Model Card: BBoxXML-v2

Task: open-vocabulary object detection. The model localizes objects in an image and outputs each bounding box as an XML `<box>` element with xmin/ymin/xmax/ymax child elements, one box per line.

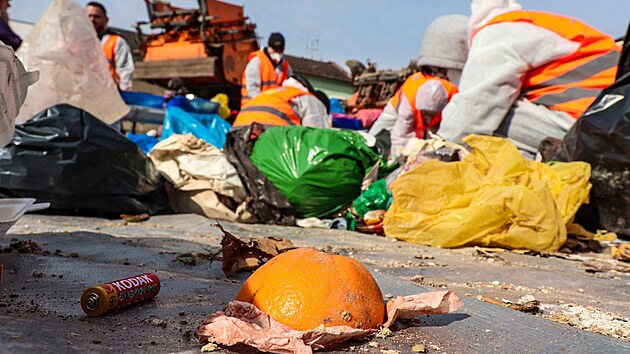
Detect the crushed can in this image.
<box><xmin>81</xmin><ymin>273</ymin><xmax>160</xmax><ymax>317</ymax></box>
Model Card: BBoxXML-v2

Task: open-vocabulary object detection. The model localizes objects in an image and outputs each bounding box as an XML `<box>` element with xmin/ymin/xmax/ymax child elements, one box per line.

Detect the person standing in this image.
<box><xmin>241</xmin><ymin>32</ymin><xmax>293</xmax><ymax>108</ymax></box>
<box><xmin>86</xmin><ymin>1</ymin><xmax>135</xmax><ymax>91</ymax></box>
<box><xmin>0</xmin><ymin>0</ymin><xmax>21</xmax><ymax>51</ymax></box>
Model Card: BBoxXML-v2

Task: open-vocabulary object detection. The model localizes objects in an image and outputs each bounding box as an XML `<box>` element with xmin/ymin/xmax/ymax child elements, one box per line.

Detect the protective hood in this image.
<box><xmin>470</xmin><ymin>0</ymin><xmax>522</xmax><ymax>37</ymax></box>
<box><xmin>0</xmin><ymin>44</ymin><xmax>39</xmax><ymax>147</ymax></box>
<box><xmin>417</xmin><ymin>14</ymin><xmax>470</xmax><ymax>70</ymax></box>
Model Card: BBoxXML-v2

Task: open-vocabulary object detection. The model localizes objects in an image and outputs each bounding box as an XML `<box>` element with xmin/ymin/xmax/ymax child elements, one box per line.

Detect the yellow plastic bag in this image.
<box><xmin>384</xmin><ymin>135</ymin><xmax>591</xmax><ymax>252</ymax></box>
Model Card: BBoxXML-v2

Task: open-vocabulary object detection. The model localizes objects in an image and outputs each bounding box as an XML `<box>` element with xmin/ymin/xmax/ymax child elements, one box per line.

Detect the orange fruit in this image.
<box><xmin>236</xmin><ymin>247</ymin><xmax>385</xmax><ymax>331</ymax></box>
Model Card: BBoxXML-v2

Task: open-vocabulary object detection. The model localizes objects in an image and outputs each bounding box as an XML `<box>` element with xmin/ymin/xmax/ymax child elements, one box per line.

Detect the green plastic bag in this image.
<box><xmin>250</xmin><ymin>127</ymin><xmax>382</xmax><ymax>218</ymax></box>
<box><xmin>352</xmin><ymin>179</ymin><xmax>392</xmax><ymax>218</ymax></box>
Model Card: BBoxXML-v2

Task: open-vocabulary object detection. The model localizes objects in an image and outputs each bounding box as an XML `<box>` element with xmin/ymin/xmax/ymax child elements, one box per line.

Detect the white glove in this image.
<box><xmin>0</xmin><ymin>43</ymin><xmax>39</xmax><ymax>147</ymax></box>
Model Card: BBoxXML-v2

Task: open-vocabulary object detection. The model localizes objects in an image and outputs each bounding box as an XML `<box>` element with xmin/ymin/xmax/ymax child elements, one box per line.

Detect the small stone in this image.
<box><xmin>516</xmin><ymin>295</ymin><xmax>536</xmax><ymax>305</ymax></box>
<box><xmin>150</xmin><ymin>318</ymin><xmax>167</xmax><ymax>327</ymax></box>
<box><xmin>376</xmin><ymin>327</ymin><xmax>393</xmax><ymax>338</ymax></box>
<box><xmin>340</xmin><ymin>310</ymin><xmax>353</xmax><ymax>322</ymax></box>
<box><xmin>578</xmin><ymin>288</ymin><xmax>584</xmax><ymax>293</ymax></box>
<box><xmin>179</xmin><ymin>310</ymin><xmax>187</xmax><ymax>316</ymax></box>
<box><xmin>368</xmin><ymin>341</ymin><xmax>379</xmax><ymax>348</ymax></box>
<box><xmin>411</xmin><ymin>275</ymin><xmax>424</xmax><ymax>283</ymax></box>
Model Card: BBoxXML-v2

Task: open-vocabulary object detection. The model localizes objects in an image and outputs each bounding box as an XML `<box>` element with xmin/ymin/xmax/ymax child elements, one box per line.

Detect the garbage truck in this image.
<box><xmin>133</xmin><ymin>0</ymin><xmax>259</xmax><ymax>108</ymax></box>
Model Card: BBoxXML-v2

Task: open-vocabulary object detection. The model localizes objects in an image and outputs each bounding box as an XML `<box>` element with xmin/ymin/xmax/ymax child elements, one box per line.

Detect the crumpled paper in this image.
<box><xmin>382</xmin><ymin>291</ymin><xmax>464</xmax><ymax>327</ymax></box>
<box><xmin>196</xmin><ymin>291</ymin><xmax>463</xmax><ymax>353</ymax></box>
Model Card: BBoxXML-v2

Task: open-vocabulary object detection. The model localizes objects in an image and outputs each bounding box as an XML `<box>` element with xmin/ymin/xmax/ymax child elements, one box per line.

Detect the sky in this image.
<box><xmin>9</xmin><ymin>0</ymin><xmax>630</xmax><ymax>71</ymax></box>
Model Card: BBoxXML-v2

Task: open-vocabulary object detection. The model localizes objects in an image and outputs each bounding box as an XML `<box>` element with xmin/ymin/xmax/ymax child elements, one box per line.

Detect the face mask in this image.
<box><xmin>0</xmin><ymin>45</ymin><xmax>39</xmax><ymax>147</ymax></box>
<box><xmin>270</xmin><ymin>52</ymin><xmax>282</xmax><ymax>63</ymax></box>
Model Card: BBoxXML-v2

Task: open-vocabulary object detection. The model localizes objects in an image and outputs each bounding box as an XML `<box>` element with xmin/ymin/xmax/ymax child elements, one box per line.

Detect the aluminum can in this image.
<box><xmin>81</xmin><ymin>273</ymin><xmax>160</xmax><ymax>317</ymax></box>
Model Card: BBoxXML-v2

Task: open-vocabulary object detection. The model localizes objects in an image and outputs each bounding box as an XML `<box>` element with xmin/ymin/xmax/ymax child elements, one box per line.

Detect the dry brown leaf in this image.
<box><xmin>216</xmin><ymin>224</ymin><xmax>295</xmax><ymax>276</ymax></box>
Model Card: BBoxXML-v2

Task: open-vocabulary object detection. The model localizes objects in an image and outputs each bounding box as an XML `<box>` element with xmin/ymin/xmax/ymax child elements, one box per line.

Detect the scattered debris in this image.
<box><xmin>473</xmin><ymin>247</ymin><xmax>508</xmax><ymax>263</ymax></box>
<box><xmin>200</xmin><ymin>342</ymin><xmax>219</xmax><ymax>352</ymax></box>
<box><xmin>611</xmin><ymin>244</ymin><xmax>630</xmax><ymax>262</ymax></box>
<box><xmin>2</xmin><ymin>238</ymin><xmax>42</xmax><ymax>254</ymax></box>
<box><xmin>31</xmin><ymin>271</ymin><xmax>44</xmax><ymax>278</ymax></box>
<box><xmin>410</xmin><ymin>275</ymin><xmax>424</xmax><ymax>284</ymax></box>
<box><xmin>411</xmin><ymin>343</ymin><xmax>427</xmax><ymax>352</ymax></box>
<box><xmin>120</xmin><ymin>213</ymin><xmax>150</xmax><ymax>223</ymax></box>
<box><xmin>175</xmin><ymin>253</ymin><xmax>198</xmax><ymax>267</ymax></box>
<box><xmin>150</xmin><ymin>318</ymin><xmax>167</xmax><ymax>327</ymax></box>
<box><xmin>216</xmin><ymin>223</ymin><xmax>295</xmax><ymax>276</ymax></box>
<box><xmin>540</xmin><ymin>304</ymin><xmax>630</xmax><ymax>340</ymax></box>
<box><xmin>479</xmin><ymin>295</ymin><xmax>540</xmax><ymax>314</ymax></box>
<box><xmin>376</xmin><ymin>327</ymin><xmax>393</xmax><ymax>338</ymax></box>
<box><xmin>414</xmin><ymin>255</ymin><xmax>434</xmax><ymax>260</ymax></box>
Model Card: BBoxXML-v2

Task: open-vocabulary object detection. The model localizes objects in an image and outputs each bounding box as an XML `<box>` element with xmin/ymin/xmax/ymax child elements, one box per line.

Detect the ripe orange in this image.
<box><xmin>236</xmin><ymin>247</ymin><xmax>385</xmax><ymax>331</ymax></box>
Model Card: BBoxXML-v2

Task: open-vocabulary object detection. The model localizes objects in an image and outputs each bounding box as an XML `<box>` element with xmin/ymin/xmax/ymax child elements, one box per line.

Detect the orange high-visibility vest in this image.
<box><xmin>241</xmin><ymin>49</ymin><xmax>290</xmax><ymax>108</ymax></box>
<box><xmin>473</xmin><ymin>10</ymin><xmax>620</xmax><ymax>119</ymax></box>
<box><xmin>102</xmin><ymin>34</ymin><xmax>120</xmax><ymax>87</ymax></box>
<box><xmin>233</xmin><ymin>87</ymin><xmax>311</xmax><ymax>127</ymax></box>
<box><xmin>390</xmin><ymin>72</ymin><xmax>458</xmax><ymax>139</ymax></box>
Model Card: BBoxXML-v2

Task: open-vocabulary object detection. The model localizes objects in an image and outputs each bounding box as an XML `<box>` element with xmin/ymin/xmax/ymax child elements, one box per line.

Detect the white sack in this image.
<box><xmin>15</xmin><ymin>0</ymin><xmax>129</xmax><ymax>124</ymax></box>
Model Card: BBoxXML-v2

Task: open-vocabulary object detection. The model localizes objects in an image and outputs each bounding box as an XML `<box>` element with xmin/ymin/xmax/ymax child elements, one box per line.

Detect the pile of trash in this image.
<box><xmin>1</xmin><ymin>0</ymin><xmax>627</xmax><ymax>254</ymax></box>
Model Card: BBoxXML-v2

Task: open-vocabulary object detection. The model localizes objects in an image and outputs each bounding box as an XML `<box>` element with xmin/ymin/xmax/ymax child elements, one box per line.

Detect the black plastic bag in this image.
<box><xmin>555</xmin><ymin>72</ymin><xmax>630</xmax><ymax>237</ymax></box>
<box><xmin>223</xmin><ymin>124</ymin><xmax>296</xmax><ymax>226</ymax></box>
<box><xmin>0</xmin><ymin>104</ymin><xmax>168</xmax><ymax>216</ymax></box>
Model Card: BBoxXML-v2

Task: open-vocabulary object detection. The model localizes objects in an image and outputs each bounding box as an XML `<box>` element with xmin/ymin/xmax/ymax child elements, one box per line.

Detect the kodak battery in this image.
<box><xmin>81</xmin><ymin>273</ymin><xmax>160</xmax><ymax>317</ymax></box>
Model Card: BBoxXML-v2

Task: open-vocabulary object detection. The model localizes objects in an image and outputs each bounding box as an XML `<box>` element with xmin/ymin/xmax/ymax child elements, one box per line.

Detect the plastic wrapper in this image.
<box><xmin>385</xmin><ymin>135</ymin><xmax>591</xmax><ymax>252</ymax></box>
<box><xmin>15</xmin><ymin>0</ymin><xmax>129</xmax><ymax>124</ymax></box>
<box><xmin>352</xmin><ymin>179</ymin><xmax>391</xmax><ymax>218</ymax></box>
<box><xmin>0</xmin><ymin>104</ymin><xmax>168</xmax><ymax>217</ymax></box>
<box><xmin>223</xmin><ymin>124</ymin><xmax>296</xmax><ymax>225</ymax></box>
<box><xmin>250</xmin><ymin>126</ymin><xmax>383</xmax><ymax>218</ymax></box>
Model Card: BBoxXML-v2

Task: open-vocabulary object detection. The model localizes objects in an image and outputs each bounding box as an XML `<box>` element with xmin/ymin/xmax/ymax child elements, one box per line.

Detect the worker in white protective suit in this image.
<box><xmin>438</xmin><ymin>0</ymin><xmax>621</xmax><ymax>158</ymax></box>
<box><xmin>369</xmin><ymin>15</ymin><xmax>469</xmax><ymax>153</ymax></box>
<box><xmin>0</xmin><ymin>43</ymin><xmax>38</xmax><ymax>146</ymax></box>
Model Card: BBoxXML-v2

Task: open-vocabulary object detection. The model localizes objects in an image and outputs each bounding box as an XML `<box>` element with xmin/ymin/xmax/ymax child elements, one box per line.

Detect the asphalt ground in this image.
<box><xmin>0</xmin><ymin>214</ymin><xmax>628</xmax><ymax>353</ymax></box>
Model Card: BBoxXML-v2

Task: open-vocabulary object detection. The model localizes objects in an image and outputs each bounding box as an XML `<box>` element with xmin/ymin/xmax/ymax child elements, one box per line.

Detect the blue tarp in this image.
<box><xmin>161</xmin><ymin>106</ymin><xmax>231</xmax><ymax>148</ymax></box>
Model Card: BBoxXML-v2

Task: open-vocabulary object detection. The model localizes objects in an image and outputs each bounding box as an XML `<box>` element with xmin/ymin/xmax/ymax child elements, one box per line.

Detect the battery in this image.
<box><xmin>81</xmin><ymin>273</ymin><xmax>160</xmax><ymax>317</ymax></box>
